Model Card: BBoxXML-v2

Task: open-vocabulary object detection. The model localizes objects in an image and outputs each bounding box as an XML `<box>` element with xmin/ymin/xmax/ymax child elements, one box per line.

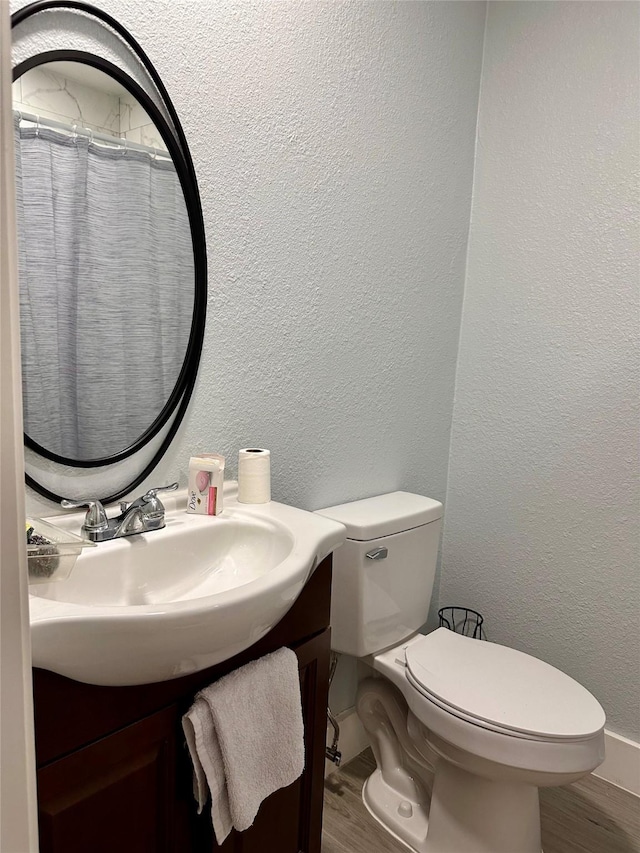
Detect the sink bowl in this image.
<box><xmin>29</xmin><ymin>485</ymin><xmax>346</xmax><ymax>686</ymax></box>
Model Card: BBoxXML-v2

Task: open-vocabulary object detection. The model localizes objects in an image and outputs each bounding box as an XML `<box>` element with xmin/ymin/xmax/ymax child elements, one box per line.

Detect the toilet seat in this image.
<box><xmin>405</xmin><ymin>670</ymin><xmax>596</xmax><ymax>744</ymax></box>
<box><xmin>404</xmin><ymin>629</ymin><xmax>605</xmax><ymax>741</ymax></box>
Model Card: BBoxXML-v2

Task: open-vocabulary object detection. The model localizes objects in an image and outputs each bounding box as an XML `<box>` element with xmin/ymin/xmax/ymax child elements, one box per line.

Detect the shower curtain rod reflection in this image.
<box><xmin>14</xmin><ymin>108</ymin><xmax>171</xmax><ymax>159</ymax></box>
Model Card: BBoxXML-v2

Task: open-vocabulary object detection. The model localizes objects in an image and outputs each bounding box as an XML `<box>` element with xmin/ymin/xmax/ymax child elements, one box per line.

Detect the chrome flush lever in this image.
<box><xmin>366</xmin><ymin>546</ymin><xmax>388</xmax><ymax>560</ymax></box>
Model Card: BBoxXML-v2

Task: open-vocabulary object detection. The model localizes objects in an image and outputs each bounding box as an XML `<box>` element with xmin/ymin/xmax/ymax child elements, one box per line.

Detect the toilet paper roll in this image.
<box><xmin>237</xmin><ymin>448</ymin><xmax>271</xmax><ymax>504</ymax></box>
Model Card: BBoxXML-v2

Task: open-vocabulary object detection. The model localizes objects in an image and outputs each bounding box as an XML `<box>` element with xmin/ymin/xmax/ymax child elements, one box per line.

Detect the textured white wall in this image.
<box><xmin>14</xmin><ymin>2</ymin><xmax>638</xmax><ymax>740</ymax></box>
<box><xmin>441</xmin><ymin>2</ymin><xmax>640</xmax><ymax>740</ymax></box>
<box><xmin>18</xmin><ymin>0</ymin><xmax>486</xmax><ymax>519</ymax></box>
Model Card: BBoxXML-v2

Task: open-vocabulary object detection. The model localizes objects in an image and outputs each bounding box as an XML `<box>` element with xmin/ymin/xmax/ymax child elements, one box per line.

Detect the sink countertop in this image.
<box><xmin>28</xmin><ymin>483</ymin><xmax>346</xmax><ymax>686</ymax></box>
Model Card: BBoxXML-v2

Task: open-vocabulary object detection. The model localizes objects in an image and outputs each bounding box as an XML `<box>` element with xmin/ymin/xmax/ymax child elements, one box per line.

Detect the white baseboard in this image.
<box><xmin>325</xmin><ymin>707</ymin><xmax>369</xmax><ymax>777</ymax></box>
<box><xmin>593</xmin><ymin>730</ymin><xmax>640</xmax><ymax>797</ymax></box>
<box><xmin>325</xmin><ymin>713</ymin><xmax>639</xmax><ymax>798</ymax></box>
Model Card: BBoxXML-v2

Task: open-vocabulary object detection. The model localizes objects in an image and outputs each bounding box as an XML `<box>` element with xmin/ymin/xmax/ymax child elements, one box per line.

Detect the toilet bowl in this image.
<box><xmin>362</xmin><ymin>630</ymin><xmax>604</xmax><ymax>852</ymax></box>
<box><xmin>316</xmin><ymin>492</ymin><xmax>606</xmax><ymax>853</ymax></box>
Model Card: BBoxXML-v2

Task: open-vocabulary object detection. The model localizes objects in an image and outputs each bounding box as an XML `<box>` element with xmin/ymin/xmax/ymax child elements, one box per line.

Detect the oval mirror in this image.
<box><xmin>12</xmin><ymin>1</ymin><xmax>207</xmax><ymax>506</ymax></box>
<box><xmin>13</xmin><ymin>54</ymin><xmax>204</xmax><ymax>470</ymax></box>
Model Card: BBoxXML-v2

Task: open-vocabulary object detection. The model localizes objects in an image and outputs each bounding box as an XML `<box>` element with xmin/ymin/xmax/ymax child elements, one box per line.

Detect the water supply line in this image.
<box><xmin>325</xmin><ymin>652</ymin><xmax>342</xmax><ymax>766</ymax></box>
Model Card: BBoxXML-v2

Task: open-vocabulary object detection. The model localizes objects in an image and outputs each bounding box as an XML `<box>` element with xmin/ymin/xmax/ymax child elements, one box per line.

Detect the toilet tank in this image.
<box><xmin>315</xmin><ymin>492</ymin><xmax>443</xmax><ymax>658</ymax></box>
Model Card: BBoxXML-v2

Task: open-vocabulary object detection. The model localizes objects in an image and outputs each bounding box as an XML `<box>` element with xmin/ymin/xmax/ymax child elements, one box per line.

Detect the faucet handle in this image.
<box><xmin>138</xmin><ymin>482</ymin><xmax>179</xmax><ymax>521</ymax></box>
<box><xmin>60</xmin><ymin>499</ymin><xmax>109</xmax><ymax>532</ymax></box>
<box><xmin>142</xmin><ymin>482</ymin><xmax>179</xmax><ymax>501</ymax></box>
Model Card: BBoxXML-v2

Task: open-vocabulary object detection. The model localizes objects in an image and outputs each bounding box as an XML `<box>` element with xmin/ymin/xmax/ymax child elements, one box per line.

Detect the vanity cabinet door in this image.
<box><xmin>37</xmin><ymin>705</ymin><xmax>179</xmax><ymax>853</ymax></box>
<box><xmin>37</xmin><ymin>628</ymin><xmax>331</xmax><ymax>853</ymax></box>
<box><xmin>190</xmin><ymin>628</ymin><xmax>331</xmax><ymax>853</ymax></box>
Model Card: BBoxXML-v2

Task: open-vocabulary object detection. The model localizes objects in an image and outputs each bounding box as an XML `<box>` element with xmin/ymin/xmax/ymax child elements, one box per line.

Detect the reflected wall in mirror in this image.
<box><xmin>13</xmin><ymin>60</ymin><xmax>194</xmax><ymax>463</ymax></box>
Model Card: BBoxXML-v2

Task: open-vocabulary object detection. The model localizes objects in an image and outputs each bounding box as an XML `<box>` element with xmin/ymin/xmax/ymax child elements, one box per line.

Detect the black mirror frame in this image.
<box><xmin>12</xmin><ymin>1</ymin><xmax>207</xmax><ymax>505</ymax></box>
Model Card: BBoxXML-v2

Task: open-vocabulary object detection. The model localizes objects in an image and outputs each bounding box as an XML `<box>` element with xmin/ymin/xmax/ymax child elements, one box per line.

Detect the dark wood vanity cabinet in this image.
<box><xmin>33</xmin><ymin>557</ymin><xmax>332</xmax><ymax>853</ymax></box>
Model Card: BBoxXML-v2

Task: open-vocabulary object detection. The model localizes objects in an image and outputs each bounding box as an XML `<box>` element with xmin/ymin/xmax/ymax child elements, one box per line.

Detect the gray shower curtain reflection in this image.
<box><xmin>13</xmin><ymin>116</ymin><xmax>194</xmax><ymax>461</ymax></box>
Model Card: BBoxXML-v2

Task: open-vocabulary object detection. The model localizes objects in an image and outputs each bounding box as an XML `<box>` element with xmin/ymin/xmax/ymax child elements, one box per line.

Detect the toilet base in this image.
<box><xmin>425</xmin><ymin>759</ymin><xmax>543</xmax><ymax>853</ymax></box>
<box><xmin>362</xmin><ymin>768</ymin><xmax>429</xmax><ymax>852</ymax></box>
<box><xmin>357</xmin><ymin>676</ymin><xmax>545</xmax><ymax>853</ymax></box>
<box><xmin>362</xmin><ymin>760</ymin><xmax>543</xmax><ymax>853</ymax></box>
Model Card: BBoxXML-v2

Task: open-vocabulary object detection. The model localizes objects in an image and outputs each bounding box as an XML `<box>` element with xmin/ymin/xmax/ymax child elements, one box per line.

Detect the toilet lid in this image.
<box><xmin>405</xmin><ymin>629</ymin><xmax>605</xmax><ymax>740</ymax></box>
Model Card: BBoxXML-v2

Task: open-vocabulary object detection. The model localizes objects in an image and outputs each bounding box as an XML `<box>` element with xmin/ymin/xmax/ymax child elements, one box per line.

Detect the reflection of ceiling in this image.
<box><xmin>46</xmin><ymin>60</ymin><xmax>130</xmax><ymax>97</ymax></box>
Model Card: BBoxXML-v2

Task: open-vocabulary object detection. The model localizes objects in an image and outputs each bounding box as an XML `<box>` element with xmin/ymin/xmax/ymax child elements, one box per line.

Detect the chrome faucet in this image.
<box><xmin>61</xmin><ymin>483</ymin><xmax>179</xmax><ymax>543</ymax></box>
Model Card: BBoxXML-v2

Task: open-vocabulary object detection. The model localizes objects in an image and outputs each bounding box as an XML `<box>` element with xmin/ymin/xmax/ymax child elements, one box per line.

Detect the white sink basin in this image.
<box><xmin>29</xmin><ymin>485</ymin><xmax>346</xmax><ymax>686</ymax></box>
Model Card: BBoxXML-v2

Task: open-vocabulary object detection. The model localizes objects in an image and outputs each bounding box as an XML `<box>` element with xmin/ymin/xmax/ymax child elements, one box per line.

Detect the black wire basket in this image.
<box><xmin>438</xmin><ymin>607</ymin><xmax>485</xmax><ymax>640</ymax></box>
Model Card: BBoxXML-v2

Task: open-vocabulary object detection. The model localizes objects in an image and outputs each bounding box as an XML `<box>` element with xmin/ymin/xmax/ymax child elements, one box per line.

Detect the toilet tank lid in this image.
<box><xmin>315</xmin><ymin>491</ymin><xmax>443</xmax><ymax>541</ymax></box>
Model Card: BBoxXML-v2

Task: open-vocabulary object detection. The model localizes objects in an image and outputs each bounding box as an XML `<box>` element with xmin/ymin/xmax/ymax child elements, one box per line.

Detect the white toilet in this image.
<box><xmin>316</xmin><ymin>492</ymin><xmax>605</xmax><ymax>853</ymax></box>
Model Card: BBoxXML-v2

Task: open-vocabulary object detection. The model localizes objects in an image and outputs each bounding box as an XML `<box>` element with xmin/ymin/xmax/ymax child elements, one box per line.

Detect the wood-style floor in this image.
<box><xmin>322</xmin><ymin>749</ymin><xmax>640</xmax><ymax>853</ymax></box>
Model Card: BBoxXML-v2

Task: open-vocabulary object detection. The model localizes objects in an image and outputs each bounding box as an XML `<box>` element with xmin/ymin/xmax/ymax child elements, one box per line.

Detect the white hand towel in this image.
<box><xmin>182</xmin><ymin>697</ymin><xmax>233</xmax><ymax>841</ymax></box>
<box><xmin>182</xmin><ymin>647</ymin><xmax>305</xmax><ymax>844</ymax></box>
